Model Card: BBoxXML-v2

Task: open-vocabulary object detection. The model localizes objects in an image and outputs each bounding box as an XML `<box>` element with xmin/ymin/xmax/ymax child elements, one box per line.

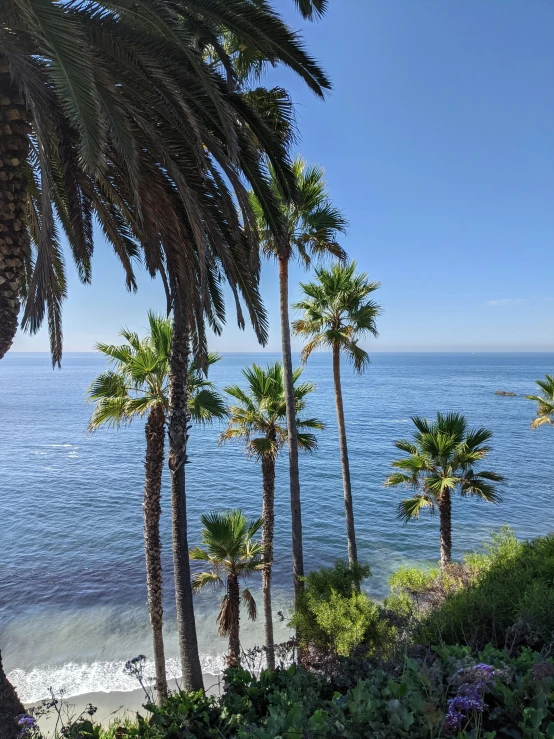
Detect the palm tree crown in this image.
<box><xmin>88</xmin><ymin>313</ymin><xmax>226</xmax><ymax>430</ymax></box>
<box><xmin>527</xmin><ymin>375</ymin><xmax>554</xmax><ymax>429</ymax></box>
<box><xmin>293</xmin><ymin>261</ymin><xmax>381</xmax><ymax>370</ymax></box>
<box><xmin>250</xmin><ymin>158</ymin><xmax>347</xmax><ymax>263</ymax></box>
<box><xmin>190</xmin><ymin>510</ymin><xmax>263</xmax><ymax>665</ymax></box>
<box><xmin>220</xmin><ymin>362</ymin><xmax>323</xmax><ymax>457</ymax></box>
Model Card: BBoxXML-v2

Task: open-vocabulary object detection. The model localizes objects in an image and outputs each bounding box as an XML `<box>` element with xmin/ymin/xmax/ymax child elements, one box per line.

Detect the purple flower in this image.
<box><xmin>474</xmin><ymin>663</ymin><xmax>495</xmax><ymax>672</ymax></box>
<box><xmin>16</xmin><ymin>716</ymin><xmax>37</xmax><ymax>738</ymax></box>
<box><xmin>446</xmin><ymin>665</ymin><xmax>495</xmax><ymax>731</ymax></box>
<box><xmin>17</xmin><ymin>716</ymin><xmax>36</xmax><ymax>728</ymax></box>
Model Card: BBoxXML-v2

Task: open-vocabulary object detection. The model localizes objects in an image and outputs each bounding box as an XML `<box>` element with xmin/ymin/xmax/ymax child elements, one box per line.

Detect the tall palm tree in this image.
<box><xmin>0</xmin><ymin>0</ymin><xmax>331</xmax><ymax>364</ymax></box>
<box><xmin>293</xmin><ymin>262</ymin><xmax>381</xmax><ymax>566</ymax></box>
<box><xmin>220</xmin><ymin>363</ymin><xmax>322</xmax><ymax>670</ymax></box>
<box><xmin>384</xmin><ymin>413</ymin><xmax>504</xmax><ymax>569</ymax></box>
<box><xmin>190</xmin><ymin>510</ymin><xmax>263</xmax><ymax>667</ymax></box>
<box><xmin>249</xmin><ymin>159</ymin><xmax>347</xmax><ymax>603</ymax></box>
<box><xmin>527</xmin><ymin>375</ymin><xmax>554</xmax><ymax>428</ymax></box>
<box><xmin>88</xmin><ymin>314</ymin><xmax>225</xmax><ymax>702</ymax></box>
<box><xmin>2</xmin><ymin>0</ymin><xmax>333</xmax><ymax>697</ymax></box>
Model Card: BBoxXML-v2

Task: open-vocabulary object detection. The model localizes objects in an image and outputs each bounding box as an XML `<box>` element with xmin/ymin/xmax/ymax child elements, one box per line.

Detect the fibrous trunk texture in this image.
<box><xmin>278</xmin><ymin>256</ymin><xmax>304</xmax><ymax>605</ymax></box>
<box><xmin>144</xmin><ymin>403</ymin><xmax>168</xmax><ymax>703</ymax></box>
<box><xmin>0</xmin><ymin>651</ymin><xmax>24</xmax><ymax>739</ymax></box>
<box><xmin>168</xmin><ymin>292</ymin><xmax>203</xmax><ymax>692</ymax></box>
<box><xmin>439</xmin><ymin>489</ymin><xmax>453</xmax><ymax>569</ymax></box>
<box><xmin>227</xmin><ymin>572</ymin><xmax>241</xmax><ymax>667</ymax></box>
<box><xmin>261</xmin><ymin>445</ymin><xmax>276</xmax><ymax>670</ymax></box>
<box><xmin>0</xmin><ymin>60</ymin><xmax>31</xmax><ymax>361</ymax></box>
<box><xmin>333</xmin><ymin>344</ymin><xmax>358</xmax><ymax>565</ymax></box>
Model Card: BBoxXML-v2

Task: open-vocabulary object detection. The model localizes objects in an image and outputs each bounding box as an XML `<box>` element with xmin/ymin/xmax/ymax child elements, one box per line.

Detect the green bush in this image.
<box><xmin>289</xmin><ymin>560</ymin><xmax>394</xmax><ymax>657</ymax></box>
<box><xmin>388</xmin><ymin>529</ymin><xmax>554</xmax><ymax>652</ymax></box>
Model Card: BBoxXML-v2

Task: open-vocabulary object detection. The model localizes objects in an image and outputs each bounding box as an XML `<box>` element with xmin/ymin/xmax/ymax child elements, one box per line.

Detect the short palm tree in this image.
<box><xmin>527</xmin><ymin>375</ymin><xmax>554</xmax><ymax>428</ymax></box>
<box><xmin>384</xmin><ymin>413</ymin><xmax>504</xmax><ymax>569</ymax></box>
<box><xmin>293</xmin><ymin>262</ymin><xmax>381</xmax><ymax>566</ymax></box>
<box><xmin>190</xmin><ymin>510</ymin><xmax>263</xmax><ymax>667</ymax></box>
<box><xmin>88</xmin><ymin>314</ymin><xmax>225</xmax><ymax>702</ymax></box>
<box><xmin>220</xmin><ymin>363</ymin><xmax>323</xmax><ymax>670</ymax></box>
<box><xmin>249</xmin><ymin>159</ymin><xmax>347</xmax><ymax>604</ymax></box>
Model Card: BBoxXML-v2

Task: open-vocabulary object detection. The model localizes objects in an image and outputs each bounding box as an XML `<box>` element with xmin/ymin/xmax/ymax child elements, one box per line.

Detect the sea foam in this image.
<box><xmin>11</xmin><ymin>654</ymin><xmax>228</xmax><ymax>704</ymax></box>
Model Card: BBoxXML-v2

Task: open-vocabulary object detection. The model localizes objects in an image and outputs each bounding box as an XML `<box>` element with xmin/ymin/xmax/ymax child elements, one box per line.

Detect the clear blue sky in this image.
<box><xmin>13</xmin><ymin>0</ymin><xmax>554</xmax><ymax>354</ymax></box>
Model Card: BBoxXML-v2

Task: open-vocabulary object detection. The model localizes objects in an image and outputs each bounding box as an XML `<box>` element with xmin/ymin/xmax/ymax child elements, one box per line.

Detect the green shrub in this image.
<box><xmin>388</xmin><ymin>528</ymin><xmax>554</xmax><ymax>652</ymax></box>
<box><xmin>289</xmin><ymin>560</ymin><xmax>394</xmax><ymax>657</ymax></box>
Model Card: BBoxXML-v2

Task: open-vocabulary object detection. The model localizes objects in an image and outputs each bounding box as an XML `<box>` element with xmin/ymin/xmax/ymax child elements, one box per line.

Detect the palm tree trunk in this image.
<box><xmin>168</xmin><ymin>291</ymin><xmax>203</xmax><ymax>692</ymax></box>
<box><xmin>261</xmin><ymin>446</ymin><xmax>276</xmax><ymax>671</ymax></box>
<box><xmin>144</xmin><ymin>403</ymin><xmax>168</xmax><ymax>704</ymax></box>
<box><xmin>332</xmin><ymin>344</ymin><xmax>358</xmax><ymax>565</ymax></box>
<box><xmin>227</xmin><ymin>572</ymin><xmax>241</xmax><ymax>667</ymax></box>
<box><xmin>0</xmin><ymin>61</ymin><xmax>31</xmax><ymax>361</ymax></box>
<box><xmin>438</xmin><ymin>490</ymin><xmax>452</xmax><ymax>569</ymax></box>
<box><xmin>0</xmin><ymin>651</ymin><xmax>24</xmax><ymax>739</ymax></box>
<box><xmin>278</xmin><ymin>255</ymin><xmax>304</xmax><ymax>605</ymax></box>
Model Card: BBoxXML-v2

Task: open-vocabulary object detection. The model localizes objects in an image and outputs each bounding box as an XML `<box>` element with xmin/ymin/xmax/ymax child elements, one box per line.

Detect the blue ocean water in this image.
<box><xmin>1</xmin><ymin>352</ymin><xmax>553</xmax><ymax>701</ymax></box>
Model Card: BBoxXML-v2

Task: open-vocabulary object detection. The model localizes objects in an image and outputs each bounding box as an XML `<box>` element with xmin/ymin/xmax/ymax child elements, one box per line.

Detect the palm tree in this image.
<box><xmin>190</xmin><ymin>510</ymin><xmax>263</xmax><ymax>667</ymax></box>
<box><xmin>527</xmin><ymin>375</ymin><xmax>554</xmax><ymax>428</ymax></box>
<box><xmin>88</xmin><ymin>314</ymin><xmax>225</xmax><ymax>702</ymax></box>
<box><xmin>2</xmin><ymin>0</ymin><xmax>331</xmax><ymax>699</ymax></box>
<box><xmin>293</xmin><ymin>262</ymin><xmax>381</xmax><ymax>566</ymax></box>
<box><xmin>0</xmin><ymin>0</ymin><xmax>330</xmax><ymax>364</ymax></box>
<box><xmin>384</xmin><ymin>412</ymin><xmax>504</xmax><ymax>569</ymax></box>
<box><xmin>249</xmin><ymin>159</ymin><xmax>347</xmax><ymax>604</ymax></box>
<box><xmin>220</xmin><ymin>363</ymin><xmax>322</xmax><ymax>670</ymax></box>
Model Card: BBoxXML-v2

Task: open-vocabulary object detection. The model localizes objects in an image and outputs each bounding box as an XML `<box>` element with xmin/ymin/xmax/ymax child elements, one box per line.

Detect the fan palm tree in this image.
<box><xmin>2</xmin><ymin>0</ymin><xmax>332</xmax><ymax>698</ymax></box>
<box><xmin>88</xmin><ymin>314</ymin><xmax>226</xmax><ymax>702</ymax></box>
<box><xmin>190</xmin><ymin>510</ymin><xmax>263</xmax><ymax>667</ymax></box>
<box><xmin>249</xmin><ymin>159</ymin><xmax>347</xmax><ymax>604</ymax></box>
<box><xmin>293</xmin><ymin>262</ymin><xmax>380</xmax><ymax>566</ymax></box>
<box><xmin>220</xmin><ymin>363</ymin><xmax>323</xmax><ymax>669</ymax></box>
<box><xmin>527</xmin><ymin>375</ymin><xmax>554</xmax><ymax>428</ymax></box>
<box><xmin>384</xmin><ymin>413</ymin><xmax>504</xmax><ymax>569</ymax></box>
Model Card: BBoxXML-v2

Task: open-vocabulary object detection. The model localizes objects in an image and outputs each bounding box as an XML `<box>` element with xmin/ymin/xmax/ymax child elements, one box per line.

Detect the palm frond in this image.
<box><xmin>241</xmin><ymin>588</ymin><xmax>257</xmax><ymax>621</ymax></box>
<box><xmin>397</xmin><ymin>495</ymin><xmax>434</xmax><ymax>522</ymax></box>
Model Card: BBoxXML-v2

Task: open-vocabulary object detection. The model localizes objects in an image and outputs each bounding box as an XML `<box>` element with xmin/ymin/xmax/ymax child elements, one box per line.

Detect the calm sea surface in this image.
<box><xmin>1</xmin><ymin>352</ymin><xmax>553</xmax><ymax>701</ymax></box>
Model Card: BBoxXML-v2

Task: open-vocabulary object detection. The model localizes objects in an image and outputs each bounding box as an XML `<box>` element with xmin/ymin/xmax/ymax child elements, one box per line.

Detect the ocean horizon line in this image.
<box><xmin>7</xmin><ymin>350</ymin><xmax>554</xmax><ymax>356</ymax></box>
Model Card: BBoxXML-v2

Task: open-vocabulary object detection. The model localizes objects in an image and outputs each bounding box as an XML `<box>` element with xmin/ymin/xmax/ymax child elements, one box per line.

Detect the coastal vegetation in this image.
<box><xmin>293</xmin><ymin>262</ymin><xmax>382</xmax><ymax>565</ymax></box>
<box><xmin>2</xmin><ymin>1</ymin><xmax>553</xmax><ymax>738</ymax></box>
<box><xmin>17</xmin><ymin>532</ymin><xmax>554</xmax><ymax>738</ymax></box>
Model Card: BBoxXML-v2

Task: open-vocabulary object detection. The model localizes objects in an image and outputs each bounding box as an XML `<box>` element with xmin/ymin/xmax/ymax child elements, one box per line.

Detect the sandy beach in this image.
<box><xmin>26</xmin><ymin>674</ymin><xmax>223</xmax><ymax>732</ymax></box>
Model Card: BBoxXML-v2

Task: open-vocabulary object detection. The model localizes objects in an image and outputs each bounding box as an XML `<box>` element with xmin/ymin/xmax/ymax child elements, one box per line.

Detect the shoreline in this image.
<box><xmin>26</xmin><ymin>674</ymin><xmax>223</xmax><ymax>731</ymax></box>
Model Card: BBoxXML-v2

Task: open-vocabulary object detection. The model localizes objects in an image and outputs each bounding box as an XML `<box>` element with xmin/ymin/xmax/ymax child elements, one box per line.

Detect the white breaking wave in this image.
<box><xmin>10</xmin><ymin>654</ymin><xmax>228</xmax><ymax>704</ymax></box>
